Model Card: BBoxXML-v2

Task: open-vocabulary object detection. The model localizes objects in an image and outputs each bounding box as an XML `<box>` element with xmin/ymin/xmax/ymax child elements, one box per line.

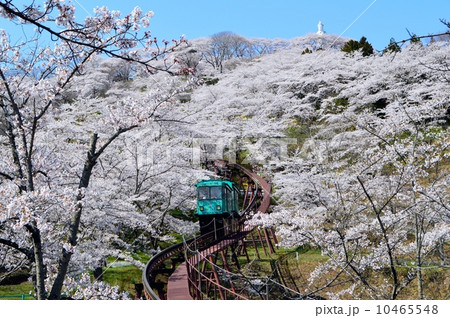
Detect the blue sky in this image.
<box><xmin>3</xmin><ymin>1</ymin><xmax>450</xmax><ymax>50</ymax></box>
<box><xmin>73</xmin><ymin>0</ymin><xmax>449</xmax><ymax>50</ymax></box>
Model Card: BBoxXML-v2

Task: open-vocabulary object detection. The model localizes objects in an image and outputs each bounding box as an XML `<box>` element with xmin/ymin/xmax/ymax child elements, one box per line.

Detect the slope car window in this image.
<box><xmin>198</xmin><ymin>187</ymin><xmax>209</xmax><ymax>200</ymax></box>
<box><xmin>210</xmin><ymin>186</ymin><xmax>222</xmax><ymax>199</ymax></box>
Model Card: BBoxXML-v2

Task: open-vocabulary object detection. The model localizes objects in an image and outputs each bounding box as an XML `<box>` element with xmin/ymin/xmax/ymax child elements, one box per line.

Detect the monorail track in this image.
<box><xmin>142</xmin><ymin>160</ymin><xmax>274</xmax><ymax>300</ymax></box>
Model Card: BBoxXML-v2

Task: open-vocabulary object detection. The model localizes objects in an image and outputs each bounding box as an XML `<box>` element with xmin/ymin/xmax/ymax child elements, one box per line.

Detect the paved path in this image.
<box><xmin>167</xmin><ymin>262</ymin><xmax>193</xmax><ymax>300</ymax></box>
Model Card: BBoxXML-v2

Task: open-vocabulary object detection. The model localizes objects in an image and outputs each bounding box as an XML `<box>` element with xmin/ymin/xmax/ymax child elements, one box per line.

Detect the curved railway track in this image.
<box><xmin>142</xmin><ymin>160</ymin><xmax>274</xmax><ymax>300</ymax></box>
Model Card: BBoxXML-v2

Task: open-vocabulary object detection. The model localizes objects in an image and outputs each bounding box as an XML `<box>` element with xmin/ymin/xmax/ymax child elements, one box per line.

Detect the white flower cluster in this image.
<box><xmin>60</xmin><ymin>273</ymin><xmax>130</xmax><ymax>300</ymax></box>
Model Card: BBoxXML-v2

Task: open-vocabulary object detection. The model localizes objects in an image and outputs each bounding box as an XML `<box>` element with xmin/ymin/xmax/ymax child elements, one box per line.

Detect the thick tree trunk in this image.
<box><xmin>48</xmin><ymin>134</ymin><xmax>98</xmax><ymax>299</ymax></box>
<box><xmin>25</xmin><ymin>223</ymin><xmax>46</xmax><ymax>300</ymax></box>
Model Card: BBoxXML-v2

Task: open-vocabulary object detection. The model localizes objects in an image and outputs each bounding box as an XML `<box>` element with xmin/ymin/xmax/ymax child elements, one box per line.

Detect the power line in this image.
<box><xmin>72</xmin><ymin>0</ymin><xmax>91</xmax><ymax>17</ymax></box>
<box><xmin>328</xmin><ymin>0</ymin><xmax>378</xmax><ymax>49</ymax></box>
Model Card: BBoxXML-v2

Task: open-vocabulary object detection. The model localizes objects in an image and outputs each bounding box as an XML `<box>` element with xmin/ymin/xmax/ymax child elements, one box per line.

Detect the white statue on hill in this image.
<box><xmin>317</xmin><ymin>21</ymin><xmax>325</xmax><ymax>35</ymax></box>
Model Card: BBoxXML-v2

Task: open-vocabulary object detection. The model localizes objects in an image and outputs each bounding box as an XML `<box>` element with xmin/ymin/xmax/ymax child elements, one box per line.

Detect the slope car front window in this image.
<box><xmin>198</xmin><ymin>187</ymin><xmax>209</xmax><ymax>200</ymax></box>
<box><xmin>210</xmin><ymin>186</ymin><xmax>222</xmax><ymax>199</ymax></box>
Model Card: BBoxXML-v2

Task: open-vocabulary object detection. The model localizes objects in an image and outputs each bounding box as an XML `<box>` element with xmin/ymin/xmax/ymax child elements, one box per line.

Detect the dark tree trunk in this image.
<box><xmin>48</xmin><ymin>134</ymin><xmax>99</xmax><ymax>299</ymax></box>
<box><xmin>25</xmin><ymin>223</ymin><xmax>46</xmax><ymax>300</ymax></box>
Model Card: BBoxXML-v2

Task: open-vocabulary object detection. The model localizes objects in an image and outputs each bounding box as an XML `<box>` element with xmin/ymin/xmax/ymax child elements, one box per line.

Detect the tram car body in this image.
<box><xmin>196</xmin><ymin>180</ymin><xmax>241</xmax><ymax>236</ymax></box>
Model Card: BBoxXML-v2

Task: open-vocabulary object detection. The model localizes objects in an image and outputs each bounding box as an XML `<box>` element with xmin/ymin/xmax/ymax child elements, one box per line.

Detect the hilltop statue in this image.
<box><xmin>317</xmin><ymin>21</ymin><xmax>325</xmax><ymax>35</ymax></box>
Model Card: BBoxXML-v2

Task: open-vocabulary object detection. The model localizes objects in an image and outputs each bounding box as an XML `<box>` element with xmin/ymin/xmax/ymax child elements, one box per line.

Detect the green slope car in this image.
<box><xmin>195</xmin><ymin>179</ymin><xmax>241</xmax><ymax>235</ymax></box>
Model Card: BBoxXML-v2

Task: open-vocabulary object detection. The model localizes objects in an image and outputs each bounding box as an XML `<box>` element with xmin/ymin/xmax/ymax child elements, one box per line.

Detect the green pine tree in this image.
<box><xmin>341</xmin><ymin>36</ymin><xmax>374</xmax><ymax>56</ymax></box>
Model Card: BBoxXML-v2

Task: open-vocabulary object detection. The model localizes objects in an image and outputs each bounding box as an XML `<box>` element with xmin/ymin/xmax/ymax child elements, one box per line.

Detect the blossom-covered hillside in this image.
<box><xmin>176</xmin><ymin>35</ymin><xmax>449</xmax><ymax>299</ymax></box>
<box><xmin>1</xmin><ymin>20</ymin><xmax>448</xmax><ymax>300</ymax></box>
<box><xmin>182</xmin><ymin>35</ymin><xmax>448</xmax><ymax>169</ymax></box>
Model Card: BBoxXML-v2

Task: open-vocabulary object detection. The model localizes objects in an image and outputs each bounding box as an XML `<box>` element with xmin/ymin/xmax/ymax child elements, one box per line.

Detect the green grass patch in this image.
<box><xmin>131</xmin><ymin>251</ymin><xmax>151</xmax><ymax>264</ymax></box>
<box><xmin>1</xmin><ymin>264</ymin><xmax>144</xmax><ymax>300</ymax></box>
<box><xmin>284</xmin><ymin>123</ymin><xmax>312</xmax><ymax>155</ymax></box>
<box><xmin>0</xmin><ymin>281</ymin><xmax>35</xmax><ymax>299</ymax></box>
<box><xmin>101</xmin><ymin>265</ymin><xmax>142</xmax><ymax>299</ymax></box>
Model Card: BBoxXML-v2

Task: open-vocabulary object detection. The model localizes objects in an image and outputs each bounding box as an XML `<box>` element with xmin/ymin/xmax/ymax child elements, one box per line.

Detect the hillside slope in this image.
<box><xmin>178</xmin><ymin>37</ymin><xmax>449</xmax><ymax>299</ymax></box>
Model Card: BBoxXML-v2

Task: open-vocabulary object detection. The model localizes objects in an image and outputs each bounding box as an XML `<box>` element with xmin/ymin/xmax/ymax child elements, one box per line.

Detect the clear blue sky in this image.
<box><xmin>3</xmin><ymin>0</ymin><xmax>450</xmax><ymax>50</ymax></box>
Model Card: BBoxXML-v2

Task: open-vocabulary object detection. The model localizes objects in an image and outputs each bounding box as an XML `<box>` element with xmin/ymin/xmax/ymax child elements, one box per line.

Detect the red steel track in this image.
<box><xmin>142</xmin><ymin>160</ymin><xmax>274</xmax><ymax>300</ymax></box>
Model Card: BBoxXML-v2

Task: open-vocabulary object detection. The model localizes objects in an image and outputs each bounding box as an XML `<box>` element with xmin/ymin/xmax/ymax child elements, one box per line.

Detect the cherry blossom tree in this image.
<box><xmin>0</xmin><ymin>0</ymin><xmax>196</xmax><ymax>300</ymax></box>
